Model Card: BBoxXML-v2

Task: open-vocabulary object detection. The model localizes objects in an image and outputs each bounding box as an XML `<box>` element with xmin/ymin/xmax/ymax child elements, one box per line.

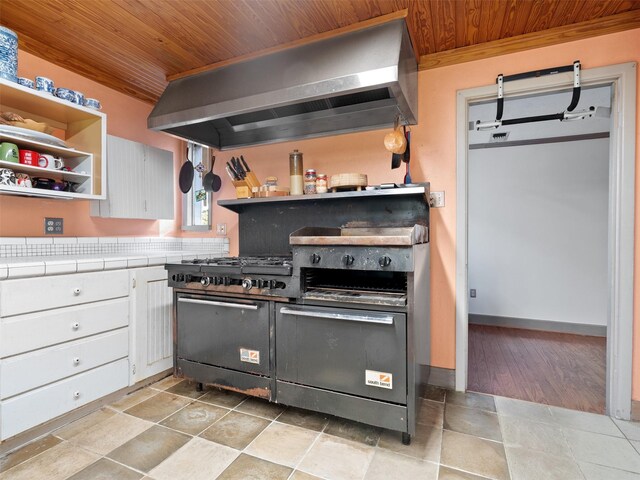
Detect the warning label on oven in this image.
<box><xmin>365</xmin><ymin>370</ymin><xmax>393</xmax><ymax>389</ymax></box>
<box><xmin>240</xmin><ymin>348</ymin><xmax>260</xmax><ymax>364</ymax></box>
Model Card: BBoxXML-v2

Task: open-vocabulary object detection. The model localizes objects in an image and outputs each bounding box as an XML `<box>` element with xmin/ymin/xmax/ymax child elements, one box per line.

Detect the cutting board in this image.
<box><xmin>329</xmin><ymin>173</ymin><xmax>367</xmax><ymax>192</ymax></box>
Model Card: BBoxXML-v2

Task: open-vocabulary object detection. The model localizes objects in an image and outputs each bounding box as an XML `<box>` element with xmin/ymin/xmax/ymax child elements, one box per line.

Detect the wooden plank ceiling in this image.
<box><xmin>1</xmin><ymin>0</ymin><xmax>639</xmax><ymax>104</ymax></box>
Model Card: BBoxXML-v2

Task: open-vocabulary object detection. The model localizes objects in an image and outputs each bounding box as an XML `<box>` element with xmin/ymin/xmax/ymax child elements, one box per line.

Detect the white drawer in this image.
<box><xmin>1</xmin><ymin>328</ymin><xmax>129</xmax><ymax>399</ymax></box>
<box><xmin>0</xmin><ymin>298</ymin><xmax>129</xmax><ymax>358</ymax></box>
<box><xmin>0</xmin><ymin>269</ymin><xmax>129</xmax><ymax>317</ymax></box>
<box><xmin>1</xmin><ymin>358</ymin><xmax>129</xmax><ymax>440</ymax></box>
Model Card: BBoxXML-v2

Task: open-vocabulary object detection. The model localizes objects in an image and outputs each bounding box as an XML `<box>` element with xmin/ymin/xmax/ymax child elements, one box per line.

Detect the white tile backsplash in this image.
<box><xmin>0</xmin><ymin>237</ymin><xmax>228</xmax><ymax>259</ymax></box>
<box><xmin>26</xmin><ymin>237</ymin><xmax>54</xmax><ymax>245</ymax></box>
<box><xmin>53</xmin><ymin>237</ymin><xmax>78</xmax><ymax>244</ymax></box>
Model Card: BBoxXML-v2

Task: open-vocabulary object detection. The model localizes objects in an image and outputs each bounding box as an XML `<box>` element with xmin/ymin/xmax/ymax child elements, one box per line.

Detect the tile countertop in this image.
<box><xmin>0</xmin><ymin>251</ymin><xmax>213</xmax><ymax>280</ymax></box>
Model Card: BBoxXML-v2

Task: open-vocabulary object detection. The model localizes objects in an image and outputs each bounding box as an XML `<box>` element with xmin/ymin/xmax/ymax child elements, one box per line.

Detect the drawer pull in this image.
<box><xmin>279</xmin><ymin>307</ymin><xmax>394</xmax><ymax>325</ymax></box>
<box><xmin>73</xmin><ymin>357</ymin><xmax>81</xmax><ymax>366</ymax></box>
<box><xmin>73</xmin><ymin>391</ymin><xmax>81</xmax><ymax>399</ymax></box>
<box><xmin>73</xmin><ymin>287</ymin><xmax>81</xmax><ymax>296</ymax></box>
<box><xmin>178</xmin><ymin>298</ymin><xmax>258</xmax><ymax>310</ymax></box>
<box><xmin>71</xmin><ymin>322</ymin><xmax>80</xmax><ymax>330</ymax></box>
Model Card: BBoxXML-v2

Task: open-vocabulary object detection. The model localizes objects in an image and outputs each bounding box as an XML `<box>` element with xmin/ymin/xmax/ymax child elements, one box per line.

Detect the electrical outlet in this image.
<box><xmin>216</xmin><ymin>223</ymin><xmax>227</xmax><ymax>236</ymax></box>
<box><xmin>44</xmin><ymin>217</ymin><xmax>63</xmax><ymax>235</ymax></box>
<box><xmin>429</xmin><ymin>191</ymin><xmax>445</xmax><ymax>208</ymax></box>
<box><xmin>470</xmin><ymin>289</ymin><xmax>476</xmax><ymax>298</ymax></box>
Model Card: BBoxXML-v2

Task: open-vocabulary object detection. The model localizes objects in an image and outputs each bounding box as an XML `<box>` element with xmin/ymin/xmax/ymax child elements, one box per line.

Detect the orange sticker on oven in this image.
<box><xmin>365</xmin><ymin>370</ymin><xmax>393</xmax><ymax>389</ymax></box>
<box><xmin>240</xmin><ymin>348</ymin><xmax>260</xmax><ymax>364</ymax></box>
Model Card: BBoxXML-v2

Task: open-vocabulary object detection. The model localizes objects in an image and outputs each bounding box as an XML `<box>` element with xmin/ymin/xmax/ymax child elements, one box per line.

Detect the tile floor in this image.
<box><xmin>1</xmin><ymin>376</ymin><xmax>640</xmax><ymax>480</ymax></box>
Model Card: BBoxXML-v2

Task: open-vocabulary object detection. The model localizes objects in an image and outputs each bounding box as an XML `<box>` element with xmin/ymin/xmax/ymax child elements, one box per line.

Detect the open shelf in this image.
<box><xmin>218</xmin><ymin>184</ymin><xmax>430</xmax><ymax>213</ymax></box>
<box><xmin>0</xmin><ymin>78</ymin><xmax>106</xmax><ymax>200</ymax></box>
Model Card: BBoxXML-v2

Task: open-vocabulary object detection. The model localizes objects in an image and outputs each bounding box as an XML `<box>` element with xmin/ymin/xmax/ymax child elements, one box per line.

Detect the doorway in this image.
<box><xmin>466</xmin><ymin>85</ymin><xmax>610</xmax><ymax>413</ymax></box>
<box><xmin>455</xmin><ymin>62</ymin><xmax>636</xmax><ymax>419</ymax></box>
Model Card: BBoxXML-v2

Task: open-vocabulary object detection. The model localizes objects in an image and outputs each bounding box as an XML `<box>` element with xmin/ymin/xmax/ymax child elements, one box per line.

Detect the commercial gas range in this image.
<box><xmin>166</xmin><ymin>185</ymin><xmax>430</xmax><ymax>444</ymax></box>
<box><xmin>167</xmin><ymin>256</ymin><xmax>297</xmax><ymax>298</ymax></box>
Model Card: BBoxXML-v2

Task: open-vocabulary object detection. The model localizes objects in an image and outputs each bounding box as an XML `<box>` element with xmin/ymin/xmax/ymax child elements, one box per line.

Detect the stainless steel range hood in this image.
<box><xmin>148</xmin><ymin>19</ymin><xmax>417</xmax><ymax>150</ymax></box>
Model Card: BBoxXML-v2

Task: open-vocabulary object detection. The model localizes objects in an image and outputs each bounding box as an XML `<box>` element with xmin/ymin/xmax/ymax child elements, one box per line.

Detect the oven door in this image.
<box><xmin>276</xmin><ymin>304</ymin><xmax>406</xmax><ymax>403</ymax></box>
<box><xmin>176</xmin><ymin>294</ymin><xmax>270</xmax><ymax>376</ymax></box>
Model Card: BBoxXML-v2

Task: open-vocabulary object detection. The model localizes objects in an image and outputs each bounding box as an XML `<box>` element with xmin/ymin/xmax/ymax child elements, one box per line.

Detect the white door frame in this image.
<box><xmin>455</xmin><ymin>62</ymin><xmax>637</xmax><ymax>419</ymax></box>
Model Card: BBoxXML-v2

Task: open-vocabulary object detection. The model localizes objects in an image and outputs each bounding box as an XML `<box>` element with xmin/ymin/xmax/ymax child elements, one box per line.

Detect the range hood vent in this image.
<box><xmin>148</xmin><ymin>19</ymin><xmax>417</xmax><ymax>150</ymax></box>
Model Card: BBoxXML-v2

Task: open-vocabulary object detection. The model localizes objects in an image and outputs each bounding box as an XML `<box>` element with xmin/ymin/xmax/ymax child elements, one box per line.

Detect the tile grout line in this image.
<box><xmin>496</xmin><ymin>409</ymin><xmax>516</xmax><ymax>480</ymax></box>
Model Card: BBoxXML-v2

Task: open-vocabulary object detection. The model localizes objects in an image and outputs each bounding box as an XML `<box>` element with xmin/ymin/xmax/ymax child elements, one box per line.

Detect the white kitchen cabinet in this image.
<box><xmin>1</xmin><ymin>359</ymin><xmax>129</xmax><ymax>439</ymax></box>
<box><xmin>91</xmin><ymin>135</ymin><xmax>174</xmax><ymax>219</ymax></box>
<box><xmin>0</xmin><ymin>78</ymin><xmax>106</xmax><ymax>200</ymax></box>
<box><xmin>0</xmin><ymin>270</ymin><xmax>130</xmax><ymax>440</ymax></box>
<box><xmin>130</xmin><ymin>266</ymin><xmax>173</xmax><ymax>384</ymax></box>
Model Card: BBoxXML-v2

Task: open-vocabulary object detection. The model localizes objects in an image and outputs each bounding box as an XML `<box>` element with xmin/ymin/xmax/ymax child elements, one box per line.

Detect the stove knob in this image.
<box><xmin>342</xmin><ymin>254</ymin><xmax>355</xmax><ymax>266</ymax></box>
<box><xmin>223</xmin><ymin>276</ymin><xmax>231</xmax><ymax>286</ymax></box>
<box><xmin>200</xmin><ymin>276</ymin><xmax>211</xmax><ymax>287</ymax></box>
<box><xmin>310</xmin><ymin>253</ymin><xmax>321</xmax><ymax>264</ymax></box>
<box><xmin>257</xmin><ymin>279</ymin><xmax>266</xmax><ymax>289</ymax></box>
<box><xmin>242</xmin><ymin>278</ymin><xmax>253</xmax><ymax>291</ymax></box>
<box><xmin>379</xmin><ymin>256</ymin><xmax>392</xmax><ymax>268</ymax></box>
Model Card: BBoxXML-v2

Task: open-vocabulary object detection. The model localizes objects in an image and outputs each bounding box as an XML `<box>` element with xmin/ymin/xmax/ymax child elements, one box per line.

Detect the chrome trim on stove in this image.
<box><xmin>178</xmin><ymin>298</ymin><xmax>259</xmax><ymax>310</ymax></box>
<box><xmin>279</xmin><ymin>307</ymin><xmax>393</xmax><ymax>325</ymax></box>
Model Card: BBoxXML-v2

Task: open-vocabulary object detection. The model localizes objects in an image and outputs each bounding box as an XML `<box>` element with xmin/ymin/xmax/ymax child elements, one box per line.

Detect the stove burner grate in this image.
<box><xmin>182</xmin><ymin>256</ymin><xmax>292</xmax><ymax>267</ymax></box>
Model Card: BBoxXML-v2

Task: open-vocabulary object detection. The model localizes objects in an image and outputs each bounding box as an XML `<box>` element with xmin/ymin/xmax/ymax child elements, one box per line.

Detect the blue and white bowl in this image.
<box><xmin>83</xmin><ymin>98</ymin><xmax>101</xmax><ymax>110</ymax></box>
<box><xmin>55</xmin><ymin>87</ymin><xmax>75</xmax><ymax>102</ymax></box>
<box><xmin>35</xmin><ymin>76</ymin><xmax>55</xmax><ymax>94</ymax></box>
<box><xmin>73</xmin><ymin>90</ymin><xmax>85</xmax><ymax>105</ymax></box>
<box><xmin>0</xmin><ymin>26</ymin><xmax>18</xmax><ymax>83</ymax></box>
<box><xmin>17</xmin><ymin>77</ymin><xmax>34</xmax><ymax>88</ymax></box>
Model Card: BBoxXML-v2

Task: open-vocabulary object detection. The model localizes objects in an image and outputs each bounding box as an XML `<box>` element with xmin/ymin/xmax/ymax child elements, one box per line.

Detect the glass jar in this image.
<box><xmin>304</xmin><ymin>169</ymin><xmax>317</xmax><ymax>194</ymax></box>
<box><xmin>316</xmin><ymin>173</ymin><xmax>328</xmax><ymax>194</ymax></box>
<box><xmin>265</xmin><ymin>176</ymin><xmax>278</xmax><ymax>187</ymax></box>
<box><xmin>289</xmin><ymin>150</ymin><xmax>304</xmax><ymax>195</ymax></box>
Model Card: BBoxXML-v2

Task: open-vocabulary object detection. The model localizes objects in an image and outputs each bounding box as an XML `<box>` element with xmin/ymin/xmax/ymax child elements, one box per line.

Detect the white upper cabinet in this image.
<box><xmin>92</xmin><ymin>135</ymin><xmax>174</xmax><ymax>219</ymax></box>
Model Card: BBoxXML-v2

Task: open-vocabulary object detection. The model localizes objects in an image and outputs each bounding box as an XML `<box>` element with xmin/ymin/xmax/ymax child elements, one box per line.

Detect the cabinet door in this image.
<box><xmin>100</xmin><ymin>135</ymin><xmax>146</xmax><ymax>218</ymax></box>
<box><xmin>144</xmin><ymin>144</ymin><xmax>174</xmax><ymax>220</ymax></box>
<box><xmin>93</xmin><ymin>136</ymin><xmax>174</xmax><ymax>219</ymax></box>
<box><xmin>131</xmin><ymin>266</ymin><xmax>173</xmax><ymax>383</ymax></box>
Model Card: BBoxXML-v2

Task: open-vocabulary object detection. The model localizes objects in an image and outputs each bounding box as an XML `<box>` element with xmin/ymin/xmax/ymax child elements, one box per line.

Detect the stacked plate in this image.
<box><xmin>0</xmin><ymin>26</ymin><xmax>18</xmax><ymax>83</ymax></box>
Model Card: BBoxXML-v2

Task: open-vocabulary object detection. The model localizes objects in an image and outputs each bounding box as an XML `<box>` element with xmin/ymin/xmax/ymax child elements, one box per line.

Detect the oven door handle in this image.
<box><xmin>178</xmin><ymin>298</ymin><xmax>259</xmax><ymax>310</ymax></box>
<box><xmin>279</xmin><ymin>307</ymin><xmax>394</xmax><ymax>325</ymax></box>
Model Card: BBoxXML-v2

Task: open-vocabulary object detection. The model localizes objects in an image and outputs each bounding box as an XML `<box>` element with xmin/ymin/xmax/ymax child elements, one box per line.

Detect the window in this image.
<box><xmin>182</xmin><ymin>141</ymin><xmax>212</xmax><ymax>231</ymax></box>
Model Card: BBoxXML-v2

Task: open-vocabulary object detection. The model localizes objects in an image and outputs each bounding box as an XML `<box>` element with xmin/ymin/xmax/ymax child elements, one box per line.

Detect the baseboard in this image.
<box><xmin>427</xmin><ymin>366</ymin><xmax>455</xmax><ymax>390</ymax></box>
<box><xmin>631</xmin><ymin>400</ymin><xmax>640</xmax><ymax>421</ymax></box>
<box><xmin>0</xmin><ymin>368</ymin><xmax>173</xmax><ymax>456</ymax></box>
<box><xmin>469</xmin><ymin>314</ymin><xmax>607</xmax><ymax>337</ymax></box>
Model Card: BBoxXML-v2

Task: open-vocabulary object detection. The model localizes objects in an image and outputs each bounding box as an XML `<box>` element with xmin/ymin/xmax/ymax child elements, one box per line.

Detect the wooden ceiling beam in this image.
<box><xmin>419</xmin><ymin>9</ymin><xmax>640</xmax><ymax>70</ymax></box>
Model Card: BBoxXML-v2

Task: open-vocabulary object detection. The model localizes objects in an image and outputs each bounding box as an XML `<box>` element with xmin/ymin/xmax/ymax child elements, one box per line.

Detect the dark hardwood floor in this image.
<box><xmin>468</xmin><ymin>324</ymin><xmax>606</xmax><ymax>414</ymax></box>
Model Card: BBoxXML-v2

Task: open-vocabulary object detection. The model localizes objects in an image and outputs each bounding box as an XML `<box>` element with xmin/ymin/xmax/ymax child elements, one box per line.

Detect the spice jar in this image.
<box><xmin>316</xmin><ymin>173</ymin><xmax>328</xmax><ymax>194</ymax></box>
<box><xmin>304</xmin><ymin>169</ymin><xmax>317</xmax><ymax>194</ymax></box>
<box><xmin>289</xmin><ymin>150</ymin><xmax>304</xmax><ymax>195</ymax></box>
<box><xmin>265</xmin><ymin>176</ymin><xmax>278</xmax><ymax>187</ymax></box>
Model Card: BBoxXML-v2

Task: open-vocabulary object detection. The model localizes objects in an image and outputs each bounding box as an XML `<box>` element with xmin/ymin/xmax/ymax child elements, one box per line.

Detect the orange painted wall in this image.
<box><xmin>0</xmin><ymin>50</ymin><xmax>184</xmax><ymax>237</ymax></box>
<box><xmin>216</xmin><ymin>29</ymin><xmax>640</xmax><ymax>395</ymax></box>
<box><xmin>1</xmin><ymin>30</ymin><xmax>638</xmax><ymax>398</ymax></box>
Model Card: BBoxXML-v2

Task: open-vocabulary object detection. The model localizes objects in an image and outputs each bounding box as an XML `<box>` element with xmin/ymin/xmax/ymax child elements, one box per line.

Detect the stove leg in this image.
<box><xmin>402</xmin><ymin>432</ymin><xmax>411</xmax><ymax>445</ymax></box>
<box><xmin>196</xmin><ymin>382</ymin><xmax>204</xmax><ymax>392</ymax></box>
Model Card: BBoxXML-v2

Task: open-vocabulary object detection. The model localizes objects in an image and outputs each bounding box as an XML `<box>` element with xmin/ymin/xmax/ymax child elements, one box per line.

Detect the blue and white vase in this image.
<box><xmin>0</xmin><ymin>26</ymin><xmax>18</xmax><ymax>83</ymax></box>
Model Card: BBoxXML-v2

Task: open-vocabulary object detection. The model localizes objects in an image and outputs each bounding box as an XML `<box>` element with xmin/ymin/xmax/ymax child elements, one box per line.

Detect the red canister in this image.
<box><xmin>19</xmin><ymin>149</ymin><xmax>40</xmax><ymax>166</ymax></box>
